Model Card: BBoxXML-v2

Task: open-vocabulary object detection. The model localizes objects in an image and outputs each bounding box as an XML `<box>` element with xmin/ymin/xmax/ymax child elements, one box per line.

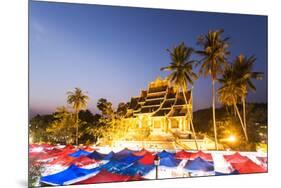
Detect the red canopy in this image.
<box><xmin>189</xmin><ymin>151</ymin><xmax>213</xmax><ymax>161</ymax></box>
<box><xmin>231</xmin><ymin>159</ymin><xmax>267</xmax><ymax>174</ymax></box>
<box><xmin>49</xmin><ymin>154</ymin><xmax>74</xmax><ymax>166</ymax></box>
<box><xmin>139</xmin><ymin>153</ymin><xmax>155</xmax><ymax>165</ymax></box>
<box><xmin>46</xmin><ymin>148</ymin><xmax>63</xmax><ymax>155</ymax></box>
<box><xmin>257</xmin><ymin>156</ymin><xmax>267</xmax><ymax>164</ymax></box>
<box><xmin>82</xmin><ymin>146</ymin><xmax>95</xmax><ymax>152</ymax></box>
<box><xmin>63</xmin><ymin>144</ymin><xmax>75</xmax><ymax>150</ymax></box>
<box><xmin>175</xmin><ymin>150</ymin><xmax>192</xmax><ymax>159</ymax></box>
<box><xmin>74</xmin><ymin>169</ymin><xmax>140</xmax><ymax>184</ymax></box>
<box><xmin>72</xmin><ymin>156</ymin><xmax>96</xmax><ymax>167</ymax></box>
<box><xmin>224</xmin><ymin>152</ymin><xmax>249</xmax><ymax>163</ymax></box>
<box><xmin>133</xmin><ymin>149</ymin><xmax>153</xmax><ymax>156</ymax></box>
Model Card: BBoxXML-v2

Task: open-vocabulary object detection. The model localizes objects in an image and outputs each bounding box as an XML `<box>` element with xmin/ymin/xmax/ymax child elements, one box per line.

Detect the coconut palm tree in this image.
<box><xmin>232</xmin><ymin>54</ymin><xmax>263</xmax><ymax>137</ymax></box>
<box><xmin>161</xmin><ymin>42</ymin><xmax>199</xmax><ymax>150</ymax></box>
<box><xmin>67</xmin><ymin>88</ymin><xmax>89</xmax><ymax>146</ymax></box>
<box><xmin>196</xmin><ymin>29</ymin><xmax>230</xmax><ymax>150</ymax></box>
<box><xmin>218</xmin><ymin>65</ymin><xmax>248</xmax><ymax>141</ymax></box>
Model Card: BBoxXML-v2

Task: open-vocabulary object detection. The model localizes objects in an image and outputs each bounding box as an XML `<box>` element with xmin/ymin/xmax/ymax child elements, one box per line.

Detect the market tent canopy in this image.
<box><xmin>119</xmin><ymin>162</ymin><xmax>155</xmax><ymax>176</ymax></box>
<box><xmin>157</xmin><ymin>150</ymin><xmax>175</xmax><ymax>158</ymax></box>
<box><xmin>46</xmin><ymin>148</ymin><xmax>63</xmax><ymax>155</ymax></box>
<box><xmin>231</xmin><ymin>159</ymin><xmax>267</xmax><ymax>174</ymax></box>
<box><xmin>87</xmin><ymin>151</ymin><xmax>110</xmax><ymax>160</ymax></box>
<box><xmin>49</xmin><ymin>155</ymin><xmax>74</xmax><ymax>166</ymax></box>
<box><xmin>223</xmin><ymin>152</ymin><xmax>249</xmax><ymax>164</ymax></box>
<box><xmin>114</xmin><ymin>148</ymin><xmax>136</xmax><ymax>158</ymax></box>
<box><xmin>189</xmin><ymin>151</ymin><xmax>213</xmax><ymax>161</ymax></box>
<box><xmin>184</xmin><ymin>157</ymin><xmax>214</xmax><ymax>172</ymax></box>
<box><xmin>63</xmin><ymin>144</ymin><xmax>75</xmax><ymax>150</ymax></box>
<box><xmin>257</xmin><ymin>156</ymin><xmax>267</xmax><ymax>164</ymax></box>
<box><xmin>74</xmin><ymin>169</ymin><xmax>142</xmax><ymax>184</ymax></box>
<box><xmin>175</xmin><ymin>150</ymin><xmax>192</xmax><ymax>159</ymax></box>
<box><xmin>212</xmin><ymin>152</ymin><xmax>234</xmax><ymax>174</ymax></box>
<box><xmin>100</xmin><ymin>160</ymin><xmax>133</xmax><ymax>174</ymax></box>
<box><xmin>40</xmin><ymin>164</ymin><xmax>99</xmax><ymax>186</ymax></box>
<box><xmin>68</xmin><ymin>150</ymin><xmax>91</xmax><ymax>158</ymax></box>
<box><xmin>139</xmin><ymin>153</ymin><xmax>155</xmax><ymax>165</ymax></box>
<box><xmin>81</xmin><ymin>146</ymin><xmax>95</xmax><ymax>152</ymax></box>
<box><xmin>215</xmin><ymin>170</ymin><xmax>239</xmax><ymax>176</ymax></box>
<box><xmin>133</xmin><ymin>149</ymin><xmax>153</xmax><ymax>156</ymax></box>
<box><xmin>71</xmin><ymin>156</ymin><xmax>96</xmax><ymax>167</ymax></box>
<box><xmin>160</xmin><ymin>156</ymin><xmax>181</xmax><ymax>167</ymax></box>
<box><xmin>115</xmin><ymin>155</ymin><xmax>143</xmax><ymax>164</ymax></box>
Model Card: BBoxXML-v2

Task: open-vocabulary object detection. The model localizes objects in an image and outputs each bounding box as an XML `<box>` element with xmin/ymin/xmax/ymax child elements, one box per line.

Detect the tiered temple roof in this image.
<box><xmin>126</xmin><ymin>77</ymin><xmax>191</xmax><ymax>118</ymax></box>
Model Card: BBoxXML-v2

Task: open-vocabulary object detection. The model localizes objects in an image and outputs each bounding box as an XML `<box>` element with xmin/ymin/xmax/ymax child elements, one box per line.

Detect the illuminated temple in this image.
<box><xmin>110</xmin><ymin>77</ymin><xmax>217</xmax><ymax>150</ymax></box>
<box><xmin>125</xmin><ymin>77</ymin><xmax>192</xmax><ymax>137</ymax></box>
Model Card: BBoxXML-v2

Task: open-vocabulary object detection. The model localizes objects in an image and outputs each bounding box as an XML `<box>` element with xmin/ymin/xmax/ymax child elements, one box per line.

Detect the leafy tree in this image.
<box><xmin>232</xmin><ymin>54</ymin><xmax>263</xmax><ymax>138</ymax></box>
<box><xmin>161</xmin><ymin>42</ymin><xmax>199</xmax><ymax>150</ymax></box>
<box><xmin>29</xmin><ymin>114</ymin><xmax>54</xmax><ymax>143</ymax></box>
<box><xmin>117</xmin><ymin>102</ymin><xmax>128</xmax><ymax>118</ymax></box>
<box><xmin>218</xmin><ymin>64</ymin><xmax>248</xmax><ymax>141</ymax></box>
<box><xmin>196</xmin><ymin>29</ymin><xmax>230</xmax><ymax>150</ymax></box>
<box><xmin>78</xmin><ymin>110</ymin><xmax>100</xmax><ymax>145</ymax></box>
<box><xmin>46</xmin><ymin>107</ymin><xmax>76</xmax><ymax>144</ymax></box>
<box><xmin>67</xmin><ymin>88</ymin><xmax>89</xmax><ymax>146</ymax></box>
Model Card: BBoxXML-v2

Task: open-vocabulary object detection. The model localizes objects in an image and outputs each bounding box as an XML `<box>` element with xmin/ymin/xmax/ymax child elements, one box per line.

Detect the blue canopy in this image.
<box><xmin>68</xmin><ymin>149</ymin><xmax>91</xmax><ymax>158</ymax></box>
<box><xmin>103</xmin><ymin>151</ymin><xmax>114</xmax><ymax>160</ymax></box>
<box><xmin>184</xmin><ymin>157</ymin><xmax>214</xmax><ymax>172</ymax></box>
<box><xmin>115</xmin><ymin>155</ymin><xmax>143</xmax><ymax>163</ymax></box>
<box><xmin>114</xmin><ymin>148</ymin><xmax>135</xmax><ymax>158</ymax></box>
<box><xmin>157</xmin><ymin>150</ymin><xmax>175</xmax><ymax>158</ymax></box>
<box><xmin>40</xmin><ymin>164</ymin><xmax>100</xmax><ymax>186</ymax></box>
<box><xmin>160</xmin><ymin>156</ymin><xmax>181</xmax><ymax>167</ymax></box>
<box><xmin>100</xmin><ymin>160</ymin><xmax>133</xmax><ymax>174</ymax></box>
<box><xmin>118</xmin><ymin>162</ymin><xmax>155</xmax><ymax>176</ymax></box>
<box><xmin>87</xmin><ymin>151</ymin><xmax>114</xmax><ymax>160</ymax></box>
<box><xmin>215</xmin><ymin>170</ymin><xmax>239</xmax><ymax>176</ymax></box>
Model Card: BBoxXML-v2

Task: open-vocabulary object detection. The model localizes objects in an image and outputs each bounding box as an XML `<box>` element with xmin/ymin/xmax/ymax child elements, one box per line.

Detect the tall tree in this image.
<box><xmin>232</xmin><ymin>54</ymin><xmax>263</xmax><ymax>137</ymax></box>
<box><xmin>218</xmin><ymin>65</ymin><xmax>248</xmax><ymax>141</ymax></box>
<box><xmin>67</xmin><ymin>88</ymin><xmax>89</xmax><ymax>146</ymax></box>
<box><xmin>47</xmin><ymin>106</ymin><xmax>76</xmax><ymax>144</ymax></box>
<box><xmin>196</xmin><ymin>29</ymin><xmax>230</xmax><ymax>150</ymax></box>
<box><xmin>161</xmin><ymin>42</ymin><xmax>199</xmax><ymax>150</ymax></box>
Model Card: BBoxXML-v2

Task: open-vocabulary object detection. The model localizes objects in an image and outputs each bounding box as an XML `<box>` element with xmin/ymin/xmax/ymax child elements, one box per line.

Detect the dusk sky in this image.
<box><xmin>29</xmin><ymin>1</ymin><xmax>267</xmax><ymax>115</ymax></box>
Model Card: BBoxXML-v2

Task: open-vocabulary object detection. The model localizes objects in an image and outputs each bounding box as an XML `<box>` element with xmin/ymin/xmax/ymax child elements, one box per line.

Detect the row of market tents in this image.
<box><xmin>29</xmin><ymin>144</ymin><xmax>267</xmax><ymax>186</ymax></box>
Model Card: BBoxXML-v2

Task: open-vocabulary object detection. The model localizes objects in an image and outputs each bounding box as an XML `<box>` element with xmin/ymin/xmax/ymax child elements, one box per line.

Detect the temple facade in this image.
<box><xmin>124</xmin><ymin>77</ymin><xmax>193</xmax><ymax>140</ymax></box>
<box><xmin>104</xmin><ymin>77</ymin><xmax>218</xmax><ymax>150</ymax></box>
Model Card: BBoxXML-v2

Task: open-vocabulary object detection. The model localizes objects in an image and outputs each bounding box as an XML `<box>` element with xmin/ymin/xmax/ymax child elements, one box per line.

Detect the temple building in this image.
<box><xmin>108</xmin><ymin>77</ymin><xmax>218</xmax><ymax>150</ymax></box>
<box><xmin>125</xmin><ymin>77</ymin><xmax>193</xmax><ymax>138</ymax></box>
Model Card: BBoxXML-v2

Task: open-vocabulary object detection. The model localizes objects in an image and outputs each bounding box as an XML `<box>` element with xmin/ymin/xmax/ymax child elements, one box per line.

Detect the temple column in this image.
<box><xmin>179</xmin><ymin>118</ymin><xmax>183</xmax><ymax>131</ymax></box>
<box><xmin>138</xmin><ymin>117</ymin><xmax>142</xmax><ymax>128</ymax></box>
<box><xmin>167</xmin><ymin>119</ymin><xmax>172</xmax><ymax>131</ymax></box>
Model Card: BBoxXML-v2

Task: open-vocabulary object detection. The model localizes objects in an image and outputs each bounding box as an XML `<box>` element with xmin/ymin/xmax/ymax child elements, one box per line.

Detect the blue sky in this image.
<box><xmin>29</xmin><ymin>1</ymin><xmax>267</xmax><ymax>115</ymax></box>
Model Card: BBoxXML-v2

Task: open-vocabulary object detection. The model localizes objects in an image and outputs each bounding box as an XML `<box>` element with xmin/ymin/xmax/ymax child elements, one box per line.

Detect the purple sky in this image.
<box><xmin>29</xmin><ymin>1</ymin><xmax>267</xmax><ymax>115</ymax></box>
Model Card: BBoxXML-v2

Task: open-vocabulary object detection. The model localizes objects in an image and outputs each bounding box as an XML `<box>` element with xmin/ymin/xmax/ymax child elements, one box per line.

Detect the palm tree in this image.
<box><xmin>67</xmin><ymin>88</ymin><xmax>89</xmax><ymax>146</ymax></box>
<box><xmin>161</xmin><ymin>42</ymin><xmax>199</xmax><ymax>150</ymax></box>
<box><xmin>232</xmin><ymin>54</ymin><xmax>263</xmax><ymax>138</ymax></box>
<box><xmin>196</xmin><ymin>29</ymin><xmax>230</xmax><ymax>150</ymax></box>
<box><xmin>218</xmin><ymin>65</ymin><xmax>248</xmax><ymax>141</ymax></box>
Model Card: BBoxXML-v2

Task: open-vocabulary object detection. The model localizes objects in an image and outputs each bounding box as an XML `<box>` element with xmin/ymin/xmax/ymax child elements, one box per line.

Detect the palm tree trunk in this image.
<box><xmin>234</xmin><ymin>104</ymin><xmax>248</xmax><ymax>142</ymax></box>
<box><xmin>212</xmin><ymin>80</ymin><xmax>218</xmax><ymax>150</ymax></box>
<box><xmin>182</xmin><ymin>87</ymin><xmax>198</xmax><ymax>150</ymax></box>
<box><xmin>242</xmin><ymin>96</ymin><xmax>247</xmax><ymax>139</ymax></box>
<box><xmin>75</xmin><ymin>110</ymin><xmax>79</xmax><ymax>146</ymax></box>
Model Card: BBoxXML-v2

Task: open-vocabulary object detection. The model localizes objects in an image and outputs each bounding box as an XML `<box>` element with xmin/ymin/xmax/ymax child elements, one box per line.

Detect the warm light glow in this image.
<box><xmin>228</xmin><ymin>135</ymin><xmax>236</xmax><ymax>143</ymax></box>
